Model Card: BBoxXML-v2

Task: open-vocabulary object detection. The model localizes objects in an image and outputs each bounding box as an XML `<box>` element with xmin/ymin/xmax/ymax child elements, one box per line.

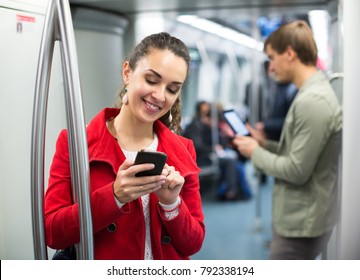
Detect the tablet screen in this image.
<box><xmin>223</xmin><ymin>110</ymin><xmax>249</xmax><ymax>136</ymax></box>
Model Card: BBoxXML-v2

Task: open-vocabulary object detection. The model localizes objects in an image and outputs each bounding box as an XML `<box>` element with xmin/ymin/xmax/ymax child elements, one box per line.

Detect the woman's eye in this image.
<box><xmin>145</xmin><ymin>76</ymin><xmax>180</xmax><ymax>94</ymax></box>
<box><xmin>146</xmin><ymin>79</ymin><xmax>157</xmax><ymax>85</ymax></box>
<box><xmin>167</xmin><ymin>87</ymin><xmax>179</xmax><ymax>94</ymax></box>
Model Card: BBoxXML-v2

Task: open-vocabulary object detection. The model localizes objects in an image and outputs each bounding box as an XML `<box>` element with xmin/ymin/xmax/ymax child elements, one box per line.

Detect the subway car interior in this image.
<box><xmin>1</xmin><ymin>0</ymin><xmax>360</xmax><ymax>260</ymax></box>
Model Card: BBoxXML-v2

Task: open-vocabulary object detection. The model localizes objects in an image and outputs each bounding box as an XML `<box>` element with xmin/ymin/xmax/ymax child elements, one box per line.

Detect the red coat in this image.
<box><xmin>44</xmin><ymin>108</ymin><xmax>205</xmax><ymax>260</ymax></box>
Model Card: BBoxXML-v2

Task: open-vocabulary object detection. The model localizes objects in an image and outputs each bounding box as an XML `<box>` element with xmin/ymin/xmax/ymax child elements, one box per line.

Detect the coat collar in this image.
<box><xmin>86</xmin><ymin>108</ymin><xmax>200</xmax><ymax>177</ymax></box>
<box><xmin>86</xmin><ymin>108</ymin><xmax>124</xmax><ymax>175</ymax></box>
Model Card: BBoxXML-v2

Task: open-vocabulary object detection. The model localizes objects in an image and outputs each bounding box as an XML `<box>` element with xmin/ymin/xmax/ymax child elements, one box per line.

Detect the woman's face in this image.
<box><xmin>123</xmin><ymin>48</ymin><xmax>187</xmax><ymax>124</ymax></box>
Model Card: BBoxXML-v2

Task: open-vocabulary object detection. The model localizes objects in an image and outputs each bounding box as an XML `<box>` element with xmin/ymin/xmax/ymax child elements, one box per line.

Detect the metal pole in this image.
<box><xmin>196</xmin><ymin>40</ymin><xmax>220</xmax><ymax>171</ymax></box>
<box><xmin>31</xmin><ymin>0</ymin><xmax>57</xmax><ymax>260</ymax></box>
<box><xmin>57</xmin><ymin>0</ymin><xmax>93</xmax><ymax>260</ymax></box>
<box><xmin>250</xmin><ymin>18</ymin><xmax>263</xmax><ymax>232</ymax></box>
<box><xmin>328</xmin><ymin>72</ymin><xmax>344</xmax><ymax>82</ymax></box>
<box><xmin>31</xmin><ymin>0</ymin><xmax>93</xmax><ymax>260</ymax></box>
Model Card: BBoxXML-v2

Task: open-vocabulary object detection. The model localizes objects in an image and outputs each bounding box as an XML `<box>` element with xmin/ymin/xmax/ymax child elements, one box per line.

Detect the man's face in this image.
<box><xmin>265</xmin><ymin>44</ymin><xmax>292</xmax><ymax>83</ymax></box>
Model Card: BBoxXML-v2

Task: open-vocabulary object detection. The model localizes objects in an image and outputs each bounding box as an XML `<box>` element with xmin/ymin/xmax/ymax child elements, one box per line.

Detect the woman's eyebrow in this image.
<box><xmin>146</xmin><ymin>69</ymin><xmax>183</xmax><ymax>85</ymax></box>
<box><xmin>147</xmin><ymin>69</ymin><xmax>161</xmax><ymax>78</ymax></box>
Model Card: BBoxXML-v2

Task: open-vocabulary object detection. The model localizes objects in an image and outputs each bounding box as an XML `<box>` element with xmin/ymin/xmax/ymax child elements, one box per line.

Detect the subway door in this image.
<box><xmin>0</xmin><ymin>3</ymin><xmax>51</xmax><ymax>259</ymax></box>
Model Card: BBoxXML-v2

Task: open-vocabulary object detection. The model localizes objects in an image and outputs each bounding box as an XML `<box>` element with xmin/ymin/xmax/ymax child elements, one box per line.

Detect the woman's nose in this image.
<box><xmin>152</xmin><ymin>86</ymin><xmax>166</xmax><ymax>102</ymax></box>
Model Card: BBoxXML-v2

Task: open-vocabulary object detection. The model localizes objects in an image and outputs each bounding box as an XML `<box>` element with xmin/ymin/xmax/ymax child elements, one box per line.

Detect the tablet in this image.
<box><xmin>222</xmin><ymin>109</ymin><xmax>249</xmax><ymax>136</ymax></box>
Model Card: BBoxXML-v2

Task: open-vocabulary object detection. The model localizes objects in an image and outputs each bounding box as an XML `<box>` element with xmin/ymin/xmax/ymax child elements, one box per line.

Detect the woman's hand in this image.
<box><xmin>155</xmin><ymin>164</ymin><xmax>184</xmax><ymax>205</ymax></box>
<box><xmin>113</xmin><ymin>159</ymin><xmax>166</xmax><ymax>203</ymax></box>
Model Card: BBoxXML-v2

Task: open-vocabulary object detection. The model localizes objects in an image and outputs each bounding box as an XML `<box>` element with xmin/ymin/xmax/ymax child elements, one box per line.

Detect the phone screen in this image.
<box><xmin>223</xmin><ymin>109</ymin><xmax>249</xmax><ymax>136</ymax></box>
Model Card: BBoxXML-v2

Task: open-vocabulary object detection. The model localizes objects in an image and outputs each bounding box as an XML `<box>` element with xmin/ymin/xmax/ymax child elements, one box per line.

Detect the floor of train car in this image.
<box><xmin>192</xmin><ymin>162</ymin><xmax>273</xmax><ymax>260</ymax></box>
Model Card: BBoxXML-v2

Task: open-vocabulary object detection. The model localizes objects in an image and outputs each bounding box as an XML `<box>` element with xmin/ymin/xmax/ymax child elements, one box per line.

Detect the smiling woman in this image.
<box><xmin>44</xmin><ymin>32</ymin><xmax>205</xmax><ymax>260</ymax></box>
<box><xmin>121</xmin><ymin>49</ymin><xmax>187</xmax><ymax>125</ymax></box>
<box><xmin>116</xmin><ymin>33</ymin><xmax>190</xmax><ymax>135</ymax></box>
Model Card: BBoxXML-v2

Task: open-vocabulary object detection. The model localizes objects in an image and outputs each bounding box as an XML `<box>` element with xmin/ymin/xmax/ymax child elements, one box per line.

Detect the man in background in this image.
<box><xmin>233</xmin><ymin>20</ymin><xmax>342</xmax><ymax>259</ymax></box>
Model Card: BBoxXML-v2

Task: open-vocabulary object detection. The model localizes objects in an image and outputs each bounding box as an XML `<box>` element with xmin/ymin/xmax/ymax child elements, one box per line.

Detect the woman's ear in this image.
<box><xmin>122</xmin><ymin>61</ymin><xmax>130</xmax><ymax>84</ymax></box>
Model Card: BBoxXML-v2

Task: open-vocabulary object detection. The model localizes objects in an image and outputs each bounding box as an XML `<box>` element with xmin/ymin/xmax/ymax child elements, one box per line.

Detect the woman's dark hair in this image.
<box><xmin>116</xmin><ymin>32</ymin><xmax>190</xmax><ymax>134</ymax></box>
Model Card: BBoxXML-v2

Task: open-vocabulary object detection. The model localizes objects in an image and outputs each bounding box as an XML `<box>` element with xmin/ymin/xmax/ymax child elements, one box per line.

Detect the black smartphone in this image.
<box><xmin>222</xmin><ymin>109</ymin><xmax>249</xmax><ymax>136</ymax></box>
<box><xmin>134</xmin><ymin>150</ymin><xmax>168</xmax><ymax>177</ymax></box>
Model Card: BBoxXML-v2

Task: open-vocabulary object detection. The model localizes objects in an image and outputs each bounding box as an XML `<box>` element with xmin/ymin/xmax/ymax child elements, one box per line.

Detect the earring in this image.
<box><xmin>122</xmin><ymin>87</ymin><xmax>128</xmax><ymax>105</ymax></box>
<box><xmin>168</xmin><ymin>109</ymin><xmax>173</xmax><ymax>122</ymax></box>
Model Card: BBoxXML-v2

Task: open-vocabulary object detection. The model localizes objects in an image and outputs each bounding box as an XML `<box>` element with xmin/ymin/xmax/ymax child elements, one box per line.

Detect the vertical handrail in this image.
<box><xmin>31</xmin><ymin>0</ymin><xmax>57</xmax><ymax>260</ymax></box>
<box><xmin>195</xmin><ymin>40</ymin><xmax>220</xmax><ymax>155</ymax></box>
<box><xmin>31</xmin><ymin>0</ymin><xmax>94</xmax><ymax>260</ymax></box>
<box><xmin>57</xmin><ymin>0</ymin><xmax>93</xmax><ymax>260</ymax></box>
<box><xmin>224</xmin><ymin>46</ymin><xmax>242</xmax><ymax>95</ymax></box>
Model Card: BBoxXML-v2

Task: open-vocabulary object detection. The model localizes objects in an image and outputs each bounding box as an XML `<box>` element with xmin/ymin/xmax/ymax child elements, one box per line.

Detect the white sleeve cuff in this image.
<box><xmin>114</xmin><ymin>196</ymin><xmax>125</xmax><ymax>209</ymax></box>
<box><xmin>158</xmin><ymin>196</ymin><xmax>181</xmax><ymax>211</ymax></box>
<box><xmin>159</xmin><ymin>197</ymin><xmax>181</xmax><ymax>221</ymax></box>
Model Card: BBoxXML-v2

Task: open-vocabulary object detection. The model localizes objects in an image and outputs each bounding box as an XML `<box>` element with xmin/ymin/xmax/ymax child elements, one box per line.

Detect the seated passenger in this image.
<box><xmin>216</xmin><ymin>103</ymin><xmax>252</xmax><ymax>199</ymax></box>
<box><xmin>183</xmin><ymin>101</ymin><xmax>251</xmax><ymax>200</ymax></box>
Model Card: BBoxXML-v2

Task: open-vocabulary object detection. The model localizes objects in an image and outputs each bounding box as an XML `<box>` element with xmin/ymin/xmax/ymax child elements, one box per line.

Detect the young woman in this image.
<box><xmin>45</xmin><ymin>32</ymin><xmax>205</xmax><ymax>260</ymax></box>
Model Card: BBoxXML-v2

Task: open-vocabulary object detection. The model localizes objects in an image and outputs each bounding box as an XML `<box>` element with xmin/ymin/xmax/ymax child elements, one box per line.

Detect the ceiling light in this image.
<box><xmin>177</xmin><ymin>15</ymin><xmax>263</xmax><ymax>51</ymax></box>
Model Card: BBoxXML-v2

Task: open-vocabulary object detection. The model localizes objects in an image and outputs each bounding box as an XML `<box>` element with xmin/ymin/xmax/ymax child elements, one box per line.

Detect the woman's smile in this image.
<box><xmin>143</xmin><ymin>99</ymin><xmax>161</xmax><ymax>113</ymax></box>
